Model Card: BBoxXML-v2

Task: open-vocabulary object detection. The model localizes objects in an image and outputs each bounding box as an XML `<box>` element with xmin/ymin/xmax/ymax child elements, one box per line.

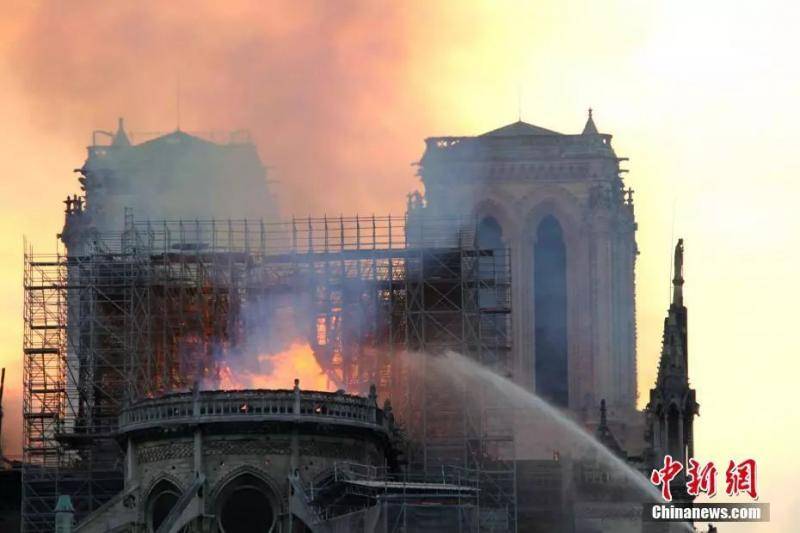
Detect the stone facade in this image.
<box><xmin>414</xmin><ymin>113</ymin><xmax>638</xmax><ymax>438</ymax></box>
<box><xmin>60</xmin><ymin>119</ymin><xmax>274</xmax><ymax>254</ymax></box>
<box><xmin>75</xmin><ymin>386</ymin><xmax>391</xmax><ymax>533</ymax></box>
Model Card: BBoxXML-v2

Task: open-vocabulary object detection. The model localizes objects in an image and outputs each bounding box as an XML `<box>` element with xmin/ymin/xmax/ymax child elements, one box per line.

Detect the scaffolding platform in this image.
<box><xmin>23</xmin><ymin>214</ymin><xmax>516</xmax><ymax>532</ymax></box>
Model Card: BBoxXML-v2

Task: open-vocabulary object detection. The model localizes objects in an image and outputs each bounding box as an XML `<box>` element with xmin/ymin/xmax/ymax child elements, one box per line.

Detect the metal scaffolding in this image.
<box><xmin>22</xmin><ymin>214</ymin><xmax>516</xmax><ymax>532</ymax></box>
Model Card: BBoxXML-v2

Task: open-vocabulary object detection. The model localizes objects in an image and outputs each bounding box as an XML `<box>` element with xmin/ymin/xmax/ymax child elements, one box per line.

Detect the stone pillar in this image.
<box><xmin>368</xmin><ymin>384</ymin><xmax>378</xmax><ymax>423</ymax></box>
<box><xmin>621</xmin><ymin>228</ymin><xmax>637</xmax><ymax>409</ymax></box>
<box><xmin>591</xmin><ymin>226</ymin><xmax>614</xmax><ymax>408</ymax></box>
<box><xmin>291</xmin><ymin>379</ymin><xmax>300</xmax><ymax>474</ymax></box>
<box><xmin>515</xmin><ymin>232</ymin><xmax>535</xmax><ymax>391</ymax></box>
<box><xmin>192</xmin><ymin>381</ymin><xmax>203</xmax><ymax>477</ymax></box>
<box><xmin>125</xmin><ymin>438</ymin><xmax>136</xmax><ymax>485</ymax></box>
<box><xmin>568</xmin><ymin>227</ymin><xmax>592</xmax><ymax>413</ymax></box>
<box><xmin>194</xmin><ymin>429</ymin><xmax>203</xmax><ymax>476</ymax></box>
<box><xmin>288</xmin><ymin>381</ymin><xmax>302</xmax><ymax>533</ymax></box>
<box><xmin>293</xmin><ymin>379</ymin><xmax>301</xmax><ymax>416</ymax></box>
<box><xmin>653</xmin><ymin>415</ymin><xmax>661</xmax><ymax>455</ymax></box>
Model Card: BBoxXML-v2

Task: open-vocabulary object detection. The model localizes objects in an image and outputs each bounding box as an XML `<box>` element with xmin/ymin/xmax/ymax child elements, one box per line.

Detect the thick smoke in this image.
<box><xmin>179</xmin><ymin>270</ymin><xmax>390</xmax><ymax>395</ymax></box>
<box><xmin>196</xmin><ymin>290</ymin><xmax>335</xmax><ymax>392</ymax></box>
<box><xmin>9</xmin><ymin>1</ymin><xmax>439</xmax><ymax>216</ymax></box>
<box><xmin>2</xmin><ymin>1</ymin><xmax>499</xmax><ymax>456</ymax></box>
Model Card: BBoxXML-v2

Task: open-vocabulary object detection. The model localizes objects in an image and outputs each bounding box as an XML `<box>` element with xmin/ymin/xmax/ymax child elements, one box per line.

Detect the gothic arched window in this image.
<box><xmin>476</xmin><ymin>216</ymin><xmax>505</xmax><ymax>310</ymax></box>
<box><xmin>534</xmin><ymin>215</ymin><xmax>568</xmax><ymax>406</ymax></box>
<box><xmin>476</xmin><ymin>216</ymin><xmax>503</xmax><ymax>250</ymax></box>
<box><xmin>147</xmin><ymin>480</ymin><xmax>181</xmax><ymax>533</ymax></box>
<box><xmin>667</xmin><ymin>404</ymin><xmax>681</xmax><ymax>460</ymax></box>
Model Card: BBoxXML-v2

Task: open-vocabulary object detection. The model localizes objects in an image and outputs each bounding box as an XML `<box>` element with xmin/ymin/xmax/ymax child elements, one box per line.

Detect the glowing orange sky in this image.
<box><xmin>1</xmin><ymin>2</ymin><xmax>798</xmax><ymax>530</ymax></box>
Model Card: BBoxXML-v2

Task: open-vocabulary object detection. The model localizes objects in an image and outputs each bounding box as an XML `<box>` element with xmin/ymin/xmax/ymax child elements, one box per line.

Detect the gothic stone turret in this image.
<box><xmin>644</xmin><ymin>239</ymin><xmax>699</xmax><ymax>502</ymax></box>
<box><xmin>61</xmin><ymin>118</ymin><xmax>273</xmax><ymax>255</ymax></box>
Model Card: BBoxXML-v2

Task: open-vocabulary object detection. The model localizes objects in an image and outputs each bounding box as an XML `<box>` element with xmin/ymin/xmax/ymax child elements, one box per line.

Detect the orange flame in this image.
<box><xmin>217</xmin><ymin>342</ymin><xmax>336</xmax><ymax>392</ymax></box>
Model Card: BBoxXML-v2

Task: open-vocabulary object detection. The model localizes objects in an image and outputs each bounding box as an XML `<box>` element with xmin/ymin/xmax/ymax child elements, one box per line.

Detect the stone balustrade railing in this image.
<box><xmin>119</xmin><ymin>385</ymin><xmax>385</xmax><ymax>434</ymax></box>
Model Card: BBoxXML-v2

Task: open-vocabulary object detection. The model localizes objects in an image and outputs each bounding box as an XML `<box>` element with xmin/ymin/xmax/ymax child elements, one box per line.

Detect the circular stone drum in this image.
<box><xmin>102</xmin><ymin>385</ymin><xmax>391</xmax><ymax>533</ymax></box>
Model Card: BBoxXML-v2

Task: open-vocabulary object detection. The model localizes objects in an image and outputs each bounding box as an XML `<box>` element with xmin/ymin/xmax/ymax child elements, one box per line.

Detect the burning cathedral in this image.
<box><xmin>20</xmin><ymin>113</ymin><xmax>698</xmax><ymax>532</ymax></box>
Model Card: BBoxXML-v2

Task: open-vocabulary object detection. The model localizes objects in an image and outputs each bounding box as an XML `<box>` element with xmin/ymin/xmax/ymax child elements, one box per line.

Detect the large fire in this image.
<box><xmin>216</xmin><ymin>342</ymin><xmax>336</xmax><ymax>392</ymax></box>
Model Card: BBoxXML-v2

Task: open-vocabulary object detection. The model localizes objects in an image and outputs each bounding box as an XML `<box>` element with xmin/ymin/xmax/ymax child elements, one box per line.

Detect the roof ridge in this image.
<box><xmin>481</xmin><ymin>120</ymin><xmax>562</xmax><ymax>137</ymax></box>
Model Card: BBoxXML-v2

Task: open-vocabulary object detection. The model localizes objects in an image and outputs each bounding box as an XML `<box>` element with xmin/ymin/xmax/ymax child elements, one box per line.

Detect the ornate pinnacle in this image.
<box><xmin>672</xmin><ymin>238</ymin><xmax>684</xmax><ymax>306</ymax></box>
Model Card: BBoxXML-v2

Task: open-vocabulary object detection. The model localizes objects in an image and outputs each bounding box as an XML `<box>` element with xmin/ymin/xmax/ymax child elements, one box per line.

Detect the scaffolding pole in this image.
<box><xmin>22</xmin><ymin>215</ymin><xmax>517</xmax><ymax>532</ymax></box>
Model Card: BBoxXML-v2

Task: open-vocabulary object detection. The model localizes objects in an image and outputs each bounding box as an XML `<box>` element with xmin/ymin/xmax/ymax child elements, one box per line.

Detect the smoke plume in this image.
<box><xmin>9</xmin><ymin>1</ymin><xmax>444</xmax><ymax>216</ymax></box>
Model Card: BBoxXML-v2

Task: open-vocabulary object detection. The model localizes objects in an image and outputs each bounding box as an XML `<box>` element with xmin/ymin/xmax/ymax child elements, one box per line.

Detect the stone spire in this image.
<box><xmin>657</xmin><ymin>239</ymin><xmax>688</xmax><ymax>382</ymax></box>
<box><xmin>600</xmin><ymin>397</ymin><xmax>607</xmax><ymax>426</ymax></box>
<box><xmin>595</xmin><ymin>399</ymin><xmax>625</xmax><ymax>458</ymax></box>
<box><xmin>582</xmin><ymin>108</ymin><xmax>599</xmax><ymax>135</ymax></box>
<box><xmin>112</xmin><ymin>117</ymin><xmax>131</xmax><ymax>147</ymax></box>
<box><xmin>645</xmin><ymin>237</ymin><xmax>698</xmax><ymax>485</ymax></box>
<box><xmin>672</xmin><ymin>238</ymin><xmax>684</xmax><ymax>307</ymax></box>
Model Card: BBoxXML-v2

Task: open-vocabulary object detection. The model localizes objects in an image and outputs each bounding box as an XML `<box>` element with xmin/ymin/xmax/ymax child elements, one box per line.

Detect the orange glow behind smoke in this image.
<box><xmin>218</xmin><ymin>342</ymin><xmax>335</xmax><ymax>392</ymax></box>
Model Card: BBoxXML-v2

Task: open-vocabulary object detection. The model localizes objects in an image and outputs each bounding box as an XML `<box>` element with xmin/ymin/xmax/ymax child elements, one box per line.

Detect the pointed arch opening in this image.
<box><xmin>667</xmin><ymin>404</ymin><xmax>681</xmax><ymax>459</ymax></box>
<box><xmin>476</xmin><ymin>216</ymin><xmax>507</xmax><ymax>330</ymax></box>
<box><xmin>147</xmin><ymin>479</ymin><xmax>181</xmax><ymax>533</ymax></box>
<box><xmin>476</xmin><ymin>216</ymin><xmax>504</xmax><ymax>250</ymax></box>
<box><xmin>534</xmin><ymin>215</ymin><xmax>568</xmax><ymax>406</ymax></box>
<box><xmin>216</xmin><ymin>473</ymin><xmax>277</xmax><ymax>533</ymax></box>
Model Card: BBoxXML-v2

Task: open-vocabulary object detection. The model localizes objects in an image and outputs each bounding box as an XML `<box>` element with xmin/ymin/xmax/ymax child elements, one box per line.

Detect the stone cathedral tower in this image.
<box><xmin>645</xmin><ymin>239</ymin><xmax>699</xmax><ymax>500</ymax></box>
<box><xmin>414</xmin><ymin>111</ymin><xmax>638</xmax><ymax>424</ymax></box>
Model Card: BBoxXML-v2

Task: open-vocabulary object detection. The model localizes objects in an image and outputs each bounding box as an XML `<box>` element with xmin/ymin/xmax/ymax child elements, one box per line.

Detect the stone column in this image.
<box><xmin>677</xmin><ymin>412</ymin><xmax>685</xmax><ymax>464</ymax></box>
<box><xmin>291</xmin><ymin>379</ymin><xmax>300</xmax><ymax>474</ymax></box>
<box><xmin>194</xmin><ymin>429</ymin><xmax>203</xmax><ymax>476</ymax></box>
<box><xmin>192</xmin><ymin>382</ymin><xmax>203</xmax><ymax>476</ymax></box>
<box><xmin>125</xmin><ymin>438</ymin><xmax>136</xmax><ymax>485</ymax></box>
<box><xmin>510</xmin><ymin>228</ymin><xmax>534</xmax><ymax>391</ymax></box>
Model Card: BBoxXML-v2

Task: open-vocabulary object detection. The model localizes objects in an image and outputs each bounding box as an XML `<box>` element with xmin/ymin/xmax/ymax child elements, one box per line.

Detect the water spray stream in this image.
<box><xmin>416</xmin><ymin>350</ymin><xmax>695</xmax><ymax>532</ymax></box>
